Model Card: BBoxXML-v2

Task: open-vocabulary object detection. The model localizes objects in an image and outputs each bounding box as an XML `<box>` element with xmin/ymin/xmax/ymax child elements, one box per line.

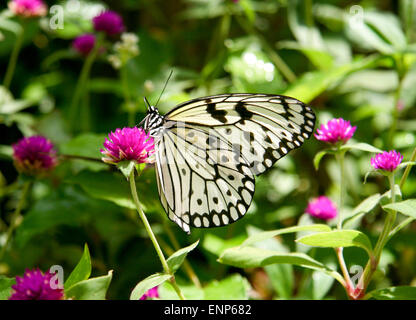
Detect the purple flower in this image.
<box><xmin>305</xmin><ymin>196</ymin><xmax>337</xmax><ymax>220</ymax></box>
<box><xmin>314</xmin><ymin>118</ymin><xmax>356</xmax><ymax>145</ymax></box>
<box><xmin>93</xmin><ymin>10</ymin><xmax>125</xmax><ymax>36</ymax></box>
<box><xmin>371</xmin><ymin>150</ymin><xmax>403</xmax><ymax>172</ymax></box>
<box><xmin>9</xmin><ymin>268</ymin><xmax>64</xmax><ymax>300</ymax></box>
<box><xmin>72</xmin><ymin>33</ymin><xmax>96</xmax><ymax>56</ymax></box>
<box><xmin>12</xmin><ymin>135</ymin><xmax>57</xmax><ymax>175</ymax></box>
<box><xmin>101</xmin><ymin>127</ymin><xmax>155</xmax><ymax>164</ymax></box>
<box><xmin>140</xmin><ymin>286</ymin><xmax>159</xmax><ymax>300</ymax></box>
<box><xmin>8</xmin><ymin>0</ymin><xmax>47</xmax><ymax>18</ymax></box>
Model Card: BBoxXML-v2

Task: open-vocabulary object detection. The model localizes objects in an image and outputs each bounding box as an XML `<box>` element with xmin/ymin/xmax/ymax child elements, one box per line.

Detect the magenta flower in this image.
<box><xmin>371</xmin><ymin>150</ymin><xmax>403</xmax><ymax>172</ymax></box>
<box><xmin>72</xmin><ymin>33</ymin><xmax>96</xmax><ymax>56</ymax></box>
<box><xmin>93</xmin><ymin>10</ymin><xmax>125</xmax><ymax>36</ymax></box>
<box><xmin>12</xmin><ymin>135</ymin><xmax>57</xmax><ymax>175</ymax></box>
<box><xmin>101</xmin><ymin>127</ymin><xmax>155</xmax><ymax>164</ymax></box>
<box><xmin>140</xmin><ymin>286</ymin><xmax>159</xmax><ymax>300</ymax></box>
<box><xmin>305</xmin><ymin>196</ymin><xmax>337</xmax><ymax>220</ymax></box>
<box><xmin>8</xmin><ymin>0</ymin><xmax>47</xmax><ymax>18</ymax></box>
<box><xmin>9</xmin><ymin>268</ymin><xmax>64</xmax><ymax>300</ymax></box>
<box><xmin>314</xmin><ymin>118</ymin><xmax>356</xmax><ymax>145</ymax></box>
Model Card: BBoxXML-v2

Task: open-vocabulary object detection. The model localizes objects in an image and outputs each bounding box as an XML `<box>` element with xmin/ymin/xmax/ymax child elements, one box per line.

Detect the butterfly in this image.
<box><xmin>141</xmin><ymin>93</ymin><xmax>315</xmax><ymax>234</ymax></box>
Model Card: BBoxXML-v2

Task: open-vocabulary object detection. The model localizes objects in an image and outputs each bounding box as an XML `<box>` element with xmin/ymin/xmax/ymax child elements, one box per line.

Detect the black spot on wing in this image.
<box><xmin>235</xmin><ymin>102</ymin><xmax>253</xmax><ymax>121</ymax></box>
<box><xmin>207</xmin><ymin>103</ymin><xmax>227</xmax><ymax>123</ymax></box>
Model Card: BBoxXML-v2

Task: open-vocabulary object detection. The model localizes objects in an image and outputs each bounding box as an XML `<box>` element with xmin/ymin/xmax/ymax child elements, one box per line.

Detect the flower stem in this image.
<box><xmin>334</xmin><ymin>150</ymin><xmax>354</xmax><ymax>297</ymax></box>
<box><xmin>128</xmin><ymin>169</ymin><xmax>185</xmax><ymax>300</ymax></box>
<box><xmin>0</xmin><ymin>181</ymin><xmax>31</xmax><ymax>261</ymax></box>
<box><xmin>69</xmin><ymin>33</ymin><xmax>104</xmax><ymax>132</ymax></box>
<box><xmin>120</xmin><ymin>65</ymin><xmax>136</xmax><ymax>127</ymax></box>
<box><xmin>399</xmin><ymin>146</ymin><xmax>416</xmax><ymax>189</ymax></box>
<box><xmin>336</xmin><ymin>150</ymin><xmax>346</xmax><ymax>229</ymax></box>
<box><xmin>3</xmin><ymin>23</ymin><xmax>25</xmax><ymax>90</ymax></box>
<box><xmin>387</xmin><ymin>55</ymin><xmax>405</xmax><ymax>149</ymax></box>
<box><xmin>162</xmin><ymin>221</ymin><xmax>202</xmax><ymax>288</ymax></box>
<box><xmin>357</xmin><ymin>172</ymin><xmax>397</xmax><ymax>296</ymax></box>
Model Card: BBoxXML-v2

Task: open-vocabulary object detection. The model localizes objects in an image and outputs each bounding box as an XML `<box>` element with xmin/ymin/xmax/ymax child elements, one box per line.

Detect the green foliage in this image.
<box><xmin>1</xmin><ymin>0</ymin><xmax>416</xmax><ymax>301</ymax></box>
<box><xmin>64</xmin><ymin>244</ymin><xmax>92</xmax><ymax>291</ymax></box>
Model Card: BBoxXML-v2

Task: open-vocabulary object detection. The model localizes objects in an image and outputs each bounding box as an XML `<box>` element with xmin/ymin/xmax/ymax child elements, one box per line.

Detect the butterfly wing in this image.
<box><xmin>154</xmin><ymin>122</ymin><xmax>255</xmax><ymax>233</ymax></box>
<box><xmin>154</xmin><ymin>93</ymin><xmax>315</xmax><ymax>232</ymax></box>
<box><xmin>165</xmin><ymin>93</ymin><xmax>316</xmax><ymax>175</ymax></box>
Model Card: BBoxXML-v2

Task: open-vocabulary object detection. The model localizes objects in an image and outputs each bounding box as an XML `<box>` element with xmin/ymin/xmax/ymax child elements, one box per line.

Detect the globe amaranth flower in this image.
<box><xmin>371</xmin><ymin>150</ymin><xmax>403</xmax><ymax>172</ymax></box>
<box><xmin>92</xmin><ymin>10</ymin><xmax>125</xmax><ymax>36</ymax></box>
<box><xmin>140</xmin><ymin>286</ymin><xmax>159</xmax><ymax>300</ymax></box>
<box><xmin>305</xmin><ymin>196</ymin><xmax>337</xmax><ymax>220</ymax></box>
<box><xmin>8</xmin><ymin>0</ymin><xmax>47</xmax><ymax>18</ymax></box>
<box><xmin>12</xmin><ymin>135</ymin><xmax>58</xmax><ymax>175</ymax></box>
<box><xmin>101</xmin><ymin>127</ymin><xmax>155</xmax><ymax>164</ymax></box>
<box><xmin>9</xmin><ymin>268</ymin><xmax>64</xmax><ymax>300</ymax></box>
<box><xmin>72</xmin><ymin>33</ymin><xmax>96</xmax><ymax>56</ymax></box>
<box><xmin>314</xmin><ymin>118</ymin><xmax>356</xmax><ymax>145</ymax></box>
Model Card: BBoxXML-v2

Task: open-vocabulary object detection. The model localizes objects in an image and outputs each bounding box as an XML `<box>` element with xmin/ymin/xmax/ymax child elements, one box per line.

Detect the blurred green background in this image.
<box><xmin>1</xmin><ymin>0</ymin><xmax>416</xmax><ymax>299</ymax></box>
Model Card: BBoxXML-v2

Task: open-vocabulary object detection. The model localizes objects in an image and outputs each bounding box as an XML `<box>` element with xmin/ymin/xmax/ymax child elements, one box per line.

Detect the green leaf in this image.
<box><xmin>158</xmin><ymin>281</ymin><xmax>204</xmax><ymax>300</ymax></box>
<box><xmin>314</xmin><ymin>150</ymin><xmax>331</xmax><ymax>170</ymax></box>
<box><xmin>241</xmin><ymin>224</ymin><xmax>331</xmax><ymax>248</ymax></box>
<box><xmin>383</xmin><ymin>199</ymin><xmax>416</xmax><ymax>218</ymax></box>
<box><xmin>0</xmin><ymin>276</ymin><xmax>15</xmax><ymax>300</ymax></box>
<box><xmin>167</xmin><ymin>240</ymin><xmax>199</xmax><ymax>273</ymax></box>
<box><xmin>66</xmin><ymin>170</ymin><xmax>134</xmax><ymax>210</ymax></box>
<box><xmin>346</xmin><ymin>11</ymin><xmax>406</xmax><ymax>54</ymax></box>
<box><xmin>65</xmin><ymin>271</ymin><xmax>113</xmax><ymax>300</ymax></box>
<box><xmin>60</xmin><ymin>133</ymin><xmax>106</xmax><ymax>159</ymax></box>
<box><xmin>397</xmin><ymin>161</ymin><xmax>416</xmax><ymax>170</ymax></box>
<box><xmin>343</xmin><ymin>193</ymin><xmax>382</xmax><ymax>227</ymax></box>
<box><xmin>340</xmin><ymin>142</ymin><xmax>383</xmax><ymax>153</ymax></box>
<box><xmin>266</xmin><ymin>264</ymin><xmax>293</xmax><ymax>299</ymax></box>
<box><xmin>60</xmin><ymin>133</ymin><xmax>107</xmax><ymax>172</ymax></box>
<box><xmin>218</xmin><ymin>246</ymin><xmax>344</xmax><ymax>284</ymax></box>
<box><xmin>380</xmin><ymin>185</ymin><xmax>402</xmax><ymax>206</ymax></box>
<box><xmin>203</xmin><ymin>274</ymin><xmax>251</xmax><ymax>300</ymax></box>
<box><xmin>64</xmin><ymin>244</ymin><xmax>92</xmax><ymax>291</ymax></box>
<box><xmin>368</xmin><ymin>286</ymin><xmax>416</xmax><ymax>300</ymax></box>
<box><xmin>296</xmin><ymin>230</ymin><xmax>373</xmax><ymax>256</ymax></box>
<box><xmin>66</xmin><ymin>169</ymin><xmax>160</xmax><ymax>211</ymax></box>
<box><xmin>130</xmin><ymin>273</ymin><xmax>172</xmax><ymax>300</ymax></box>
<box><xmin>202</xmin><ymin>233</ymin><xmax>246</xmax><ymax>256</ymax></box>
<box><xmin>284</xmin><ymin>55</ymin><xmax>380</xmax><ymax>103</ymax></box>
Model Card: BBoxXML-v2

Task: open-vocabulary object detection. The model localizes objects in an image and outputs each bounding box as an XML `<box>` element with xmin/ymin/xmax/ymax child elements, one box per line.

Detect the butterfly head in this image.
<box><xmin>141</xmin><ymin>97</ymin><xmax>165</xmax><ymax>137</ymax></box>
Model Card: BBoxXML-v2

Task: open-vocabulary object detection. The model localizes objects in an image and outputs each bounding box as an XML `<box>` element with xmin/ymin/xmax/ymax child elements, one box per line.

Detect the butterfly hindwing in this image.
<box><xmin>154</xmin><ymin>123</ymin><xmax>255</xmax><ymax>233</ymax></box>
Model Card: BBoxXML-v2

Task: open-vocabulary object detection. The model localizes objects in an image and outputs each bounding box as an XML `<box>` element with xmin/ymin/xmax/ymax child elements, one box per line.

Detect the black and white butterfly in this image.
<box><xmin>141</xmin><ymin>93</ymin><xmax>315</xmax><ymax>233</ymax></box>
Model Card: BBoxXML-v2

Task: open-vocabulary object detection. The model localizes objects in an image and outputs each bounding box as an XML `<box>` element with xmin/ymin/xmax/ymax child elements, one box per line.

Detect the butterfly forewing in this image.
<box><xmin>166</xmin><ymin>94</ymin><xmax>315</xmax><ymax>175</ymax></box>
<box><xmin>149</xmin><ymin>93</ymin><xmax>315</xmax><ymax>233</ymax></box>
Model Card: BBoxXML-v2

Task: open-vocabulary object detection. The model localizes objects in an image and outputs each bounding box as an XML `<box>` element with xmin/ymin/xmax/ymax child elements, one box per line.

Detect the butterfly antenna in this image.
<box><xmin>155</xmin><ymin>70</ymin><xmax>173</xmax><ymax>108</ymax></box>
<box><xmin>144</xmin><ymin>97</ymin><xmax>151</xmax><ymax>110</ymax></box>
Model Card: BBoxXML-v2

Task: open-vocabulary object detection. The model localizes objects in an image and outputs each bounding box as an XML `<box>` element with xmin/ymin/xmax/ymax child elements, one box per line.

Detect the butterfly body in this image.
<box><xmin>142</xmin><ymin>94</ymin><xmax>315</xmax><ymax>233</ymax></box>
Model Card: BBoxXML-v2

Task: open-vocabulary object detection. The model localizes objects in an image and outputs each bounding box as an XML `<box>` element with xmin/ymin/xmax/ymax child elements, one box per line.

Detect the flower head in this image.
<box><xmin>305</xmin><ymin>196</ymin><xmax>337</xmax><ymax>220</ymax></box>
<box><xmin>101</xmin><ymin>127</ymin><xmax>155</xmax><ymax>164</ymax></box>
<box><xmin>72</xmin><ymin>33</ymin><xmax>96</xmax><ymax>56</ymax></box>
<box><xmin>92</xmin><ymin>10</ymin><xmax>125</xmax><ymax>36</ymax></box>
<box><xmin>108</xmin><ymin>33</ymin><xmax>140</xmax><ymax>69</ymax></box>
<box><xmin>371</xmin><ymin>150</ymin><xmax>403</xmax><ymax>172</ymax></box>
<box><xmin>12</xmin><ymin>135</ymin><xmax>57</xmax><ymax>175</ymax></box>
<box><xmin>314</xmin><ymin>118</ymin><xmax>356</xmax><ymax>145</ymax></box>
<box><xmin>8</xmin><ymin>0</ymin><xmax>47</xmax><ymax>18</ymax></box>
<box><xmin>140</xmin><ymin>286</ymin><xmax>159</xmax><ymax>300</ymax></box>
<box><xmin>9</xmin><ymin>268</ymin><xmax>64</xmax><ymax>300</ymax></box>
